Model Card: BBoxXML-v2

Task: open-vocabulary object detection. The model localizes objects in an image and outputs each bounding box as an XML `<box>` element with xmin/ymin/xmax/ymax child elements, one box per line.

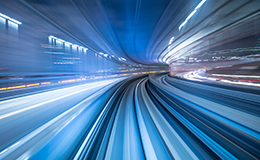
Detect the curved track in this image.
<box><xmin>0</xmin><ymin>74</ymin><xmax>260</xmax><ymax>159</ymax></box>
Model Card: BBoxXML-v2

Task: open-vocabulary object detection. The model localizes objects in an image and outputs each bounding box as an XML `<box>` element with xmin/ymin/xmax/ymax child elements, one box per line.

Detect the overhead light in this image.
<box><xmin>121</xmin><ymin>57</ymin><xmax>126</xmax><ymax>61</ymax></box>
<box><xmin>49</xmin><ymin>36</ymin><xmax>56</xmax><ymax>39</ymax></box>
<box><xmin>118</xmin><ymin>57</ymin><xmax>126</xmax><ymax>61</ymax></box>
<box><xmin>48</xmin><ymin>35</ymin><xmax>88</xmax><ymax>51</ymax></box>
<box><xmin>178</xmin><ymin>0</ymin><xmax>207</xmax><ymax>30</ymax></box>
<box><xmin>65</xmin><ymin>42</ymin><xmax>72</xmax><ymax>45</ymax></box>
<box><xmin>0</xmin><ymin>13</ymin><xmax>22</xmax><ymax>25</ymax></box>
<box><xmin>56</xmin><ymin>39</ymin><xmax>65</xmax><ymax>43</ymax></box>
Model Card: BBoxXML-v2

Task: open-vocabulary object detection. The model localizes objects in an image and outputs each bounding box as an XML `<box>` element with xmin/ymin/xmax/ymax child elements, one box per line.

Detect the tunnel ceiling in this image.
<box><xmin>22</xmin><ymin>0</ymin><xmax>260</xmax><ymax>67</ymax></box>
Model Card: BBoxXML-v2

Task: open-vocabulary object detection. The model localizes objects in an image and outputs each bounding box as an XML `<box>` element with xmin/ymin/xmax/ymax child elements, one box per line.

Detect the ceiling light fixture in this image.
<box><xmin>0</xmin><ymin>12</ymin><xmax>22</xmax><ymax>25</ymax></box>
<box><xmin>48</xmin><ymin>35</ymin><xmax>88</xmax><ymax>52</ymax></box>
<box><xmin>121</xmin><ymin>57</ymin><xmax>126</xmax><ymax>61</ymax></box>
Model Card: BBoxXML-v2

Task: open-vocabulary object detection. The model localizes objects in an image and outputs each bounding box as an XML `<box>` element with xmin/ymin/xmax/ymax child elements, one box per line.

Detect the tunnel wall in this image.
<box><xmin>166</xmin><ymin>0</ymin><xmax>260</xmax><ymax>72</ymax></box>
<box><xmin>0</xmin><ymin>1</ymin><xmax>122</xmax><ymax>74</ymax></box>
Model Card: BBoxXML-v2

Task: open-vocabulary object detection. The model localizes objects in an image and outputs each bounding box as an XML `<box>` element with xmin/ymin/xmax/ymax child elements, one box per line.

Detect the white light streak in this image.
<box><xmin>186</xmin><ymin>10</ymin><xmax>197</xmax><ymax>21</ymax></box>
<box><xmin>179</xmin><ymin>20</ymin><xmax>187</xmax><ymax>30</ymax></box>
<box><xmin>0</xmin><ymin>79</ymin><xmax>123</xmax><ymax>159</ymax></box>
<box><xmin>178</xmin><ymin>0</ymin><xmax>207</xmax><ymax>30</ymax></box>
<box><xmin>195</xmin><ymin>0</ymin><xmax>207</xmax><ymax>10</ymax></box>
<box><xmin>212</xmin><ymin>74</ymin><xmax>260</xmax><ymax>79</ymax></box>
<box><xmin>121</xmin><ymin>57</ymin><xmax>126</xmax><ymax>61</ymax></box>
<box><xmin>168</xmin><ymin>37</ymin><xmax>175</xmax><ymax>48</ymax></box>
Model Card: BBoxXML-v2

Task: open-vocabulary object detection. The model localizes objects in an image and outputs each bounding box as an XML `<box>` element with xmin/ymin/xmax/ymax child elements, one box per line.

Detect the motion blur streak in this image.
<box><xmin>0</xmin><ymin>78</ymin><xmax>124</xmax><ymax>159</ymax></box>
<box><xmin>1</xmin><ymin>0</ymin><xmax>260</xmax><ymax>159</ymax></box>
<box><xmin>1</xmin><ymin>74</ymin><xmax>258</xmax><ymax>159</ymax></box>
<box><xmin>0</xmin><ymin>79</ymin><xmax>121</xmax><ymax>120</ymax></box>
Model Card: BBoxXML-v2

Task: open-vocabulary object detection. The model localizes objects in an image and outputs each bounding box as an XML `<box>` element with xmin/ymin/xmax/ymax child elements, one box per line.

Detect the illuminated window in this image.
<box><xmin>49</xmin><ymin>35</ymin><xmax>88</xmax><ymax>55</ymax></box>
<box><xmin>0</xmin><ymin>13</ymin><xmax>22</xmax><ymax>31</ymax></box>
<box><xmin>8</xmin><ymin>21</ymin><xmax>18</xmax><ymax>30</ymax></box>
<box><xmin>0</xmin><ymin>17</ymin><xmax>5</xmax><ymax>25</ymax></box>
